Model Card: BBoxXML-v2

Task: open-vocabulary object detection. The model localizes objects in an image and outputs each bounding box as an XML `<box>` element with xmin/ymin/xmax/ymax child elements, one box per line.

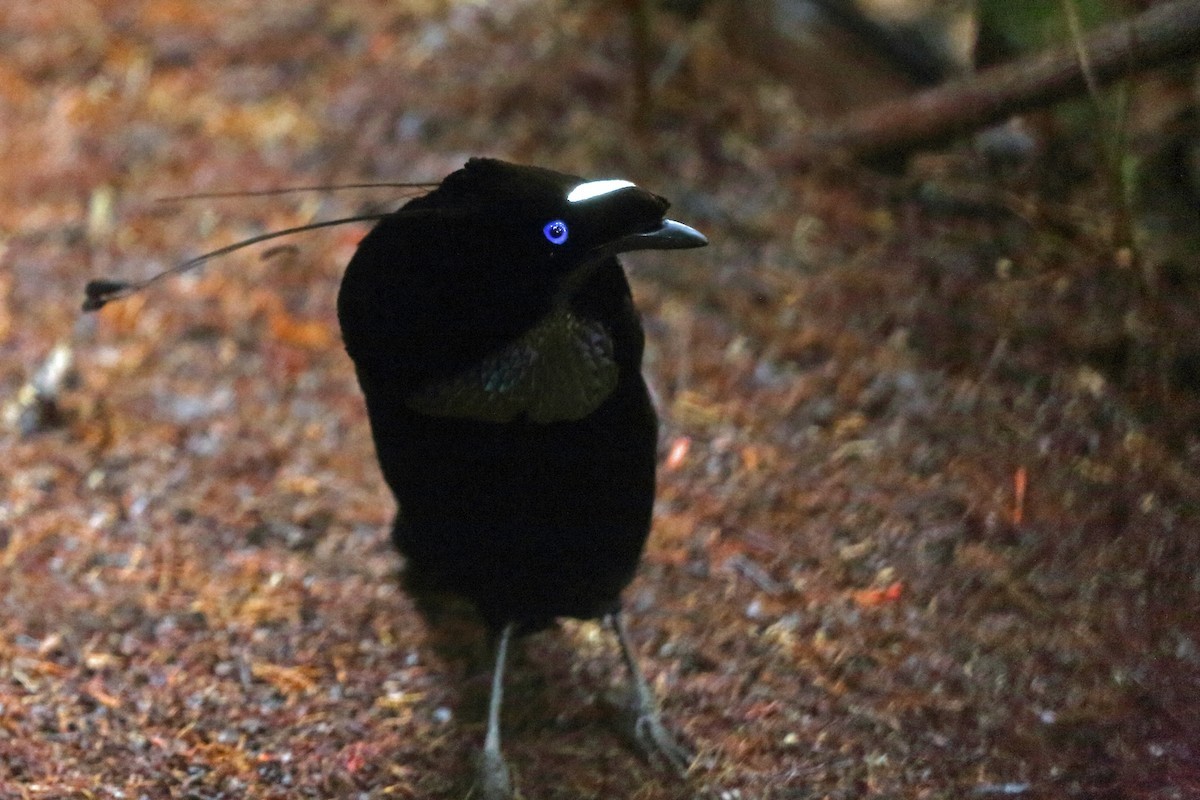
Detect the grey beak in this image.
<box><xmin>602</xmin><ymin>219</ymin><xmax>709</xmax><ymax>257</ymax></box>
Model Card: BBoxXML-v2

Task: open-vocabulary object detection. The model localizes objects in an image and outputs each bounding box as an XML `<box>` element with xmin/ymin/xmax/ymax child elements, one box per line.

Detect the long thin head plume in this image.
<box><xmin>154</xmin><ymin>181</ymin><xmax>437</xmax><ymax>202</ymax></box>
<box><xmin>82</xmin><ymin>180</ymin><xmax>438</xmax><ymax>312</ymax></box>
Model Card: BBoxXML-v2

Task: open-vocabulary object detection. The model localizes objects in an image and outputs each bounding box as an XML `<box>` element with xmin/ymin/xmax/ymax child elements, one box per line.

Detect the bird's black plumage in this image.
<box><xmin>338</xmin><ymin>158</ymin><xmax>704</xmax><ymax>632</ymax></box>
<box><xmin>337</xmin><ymin>158</ymin><xmax>705</xmax><ymax>796</ymax></box>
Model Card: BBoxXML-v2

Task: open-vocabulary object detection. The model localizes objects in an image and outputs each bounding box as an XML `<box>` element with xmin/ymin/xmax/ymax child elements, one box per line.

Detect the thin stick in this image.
<box><xmin>1062</xmin><ymin>0</ymin><xmax>1102</xmax><ymax>100</ymax></box>
<box><xmin>1062</xmin><ymin>0</ymin><xmax>1140</xmax><ymax>269</ymax></box>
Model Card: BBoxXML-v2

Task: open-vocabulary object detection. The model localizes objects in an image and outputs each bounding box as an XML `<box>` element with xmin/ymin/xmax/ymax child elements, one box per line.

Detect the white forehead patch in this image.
<box><xmin>567</xmin><ymin>179</ymin><xmax>636</xmax><ymax>203</ymax></box>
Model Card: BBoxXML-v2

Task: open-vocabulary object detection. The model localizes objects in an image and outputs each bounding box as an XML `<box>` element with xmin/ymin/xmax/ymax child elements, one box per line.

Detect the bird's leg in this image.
<box><xmin>475</xmin><ymin>622</ymin><xmax>515</xmax><ymax>800</ymax></box>
<box><xmin>608</xmin><ymin>612</ymin><xmax>692</xmax><ymax>775</ymax></box>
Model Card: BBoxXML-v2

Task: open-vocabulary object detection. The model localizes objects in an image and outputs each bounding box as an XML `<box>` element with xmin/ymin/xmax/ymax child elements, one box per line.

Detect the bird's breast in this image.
<box><xmin>404</xmin><ymin>307</ymin><xmax>620</xmax><ymax>424</ymax></box>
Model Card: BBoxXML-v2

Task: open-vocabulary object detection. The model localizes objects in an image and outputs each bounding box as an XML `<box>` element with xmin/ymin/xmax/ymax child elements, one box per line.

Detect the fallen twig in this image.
<box><xmin>802</xmin><ymin>0</ymin><xmax>1200</xmax><ymax>161</ymax></box>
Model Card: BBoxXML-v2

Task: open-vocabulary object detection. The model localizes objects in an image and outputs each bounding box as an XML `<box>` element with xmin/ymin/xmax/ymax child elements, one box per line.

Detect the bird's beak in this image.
<box><xmin>600</xmin><ymin>219</ymin><xmax>708</xmax><ymax>257</ymax></box>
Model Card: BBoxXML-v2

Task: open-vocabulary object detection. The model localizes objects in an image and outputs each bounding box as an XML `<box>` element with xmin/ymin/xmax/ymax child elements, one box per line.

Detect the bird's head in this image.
<box><xmin>403</xmin><ymin>158</ymin><xmax>708</xmax><ymax>302</ymax></box>
<box><xmin>334</xmin><ymin>158</ymin><xmax>708</xmax><ymax>393</ymax></box>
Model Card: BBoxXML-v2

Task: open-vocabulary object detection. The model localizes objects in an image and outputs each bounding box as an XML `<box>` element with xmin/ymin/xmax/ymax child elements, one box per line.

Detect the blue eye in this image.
<box><xmin>543</xmin><ymin>220</ymin><xmax>569</xmax><ymax>245</ymax></box>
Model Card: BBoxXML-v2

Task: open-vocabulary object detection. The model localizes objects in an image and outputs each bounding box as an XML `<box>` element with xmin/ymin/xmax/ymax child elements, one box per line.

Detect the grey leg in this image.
<box><xmin>608</xmin><ymin>612</ymin><xmax>692</xmax><ymax>775</ymax></box>
<box><xmin>476</xmin><ymin>622</ymin><xmax>514</xmax><ymax>800</ymax></box>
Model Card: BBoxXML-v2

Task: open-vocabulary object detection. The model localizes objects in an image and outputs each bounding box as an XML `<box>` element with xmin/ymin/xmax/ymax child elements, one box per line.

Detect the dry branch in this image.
<box><xmin>803</xmin><ymin>0</ymin><xmax>1200</xmax><ymax>161</ymax></box>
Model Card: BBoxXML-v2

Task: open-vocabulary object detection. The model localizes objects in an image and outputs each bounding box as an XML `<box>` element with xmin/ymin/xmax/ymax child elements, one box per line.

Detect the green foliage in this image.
<box><xmin>978</xmin><ymin>0</ymin><xmax>1134</xmax><ymax>54</ymax></box>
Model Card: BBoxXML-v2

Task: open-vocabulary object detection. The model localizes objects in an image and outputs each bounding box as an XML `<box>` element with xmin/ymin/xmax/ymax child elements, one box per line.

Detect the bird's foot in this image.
<box><xmin>473</xmin><ymin>748</ymin><xmax>513</xmax><ymax>800</ymax></box>
<box><xmin>624</xmin><ymin>706</ymin><xmax>693</xmax><ymax>776</ymax></box>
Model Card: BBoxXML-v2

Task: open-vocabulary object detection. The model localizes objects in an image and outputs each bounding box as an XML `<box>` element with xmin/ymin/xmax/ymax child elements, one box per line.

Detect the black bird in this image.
<box><xmin>83</xmin><ymin>157</ymin><xmax>707</xmax><ymax>799</ymax></box>
<box><xmin>337</xmin><ymin>158</ymin><xmax>706</xmax><ymax>798</ymax></box>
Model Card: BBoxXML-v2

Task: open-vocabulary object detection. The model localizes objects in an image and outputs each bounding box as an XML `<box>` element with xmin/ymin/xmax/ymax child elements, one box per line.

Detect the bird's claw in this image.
<box><xmin>474</xmin><ymin>748</ymin><xmax>513</xmax><ymax>800</ymax></box>
<box><xmin>629</xmin><ymin>710</ymin><xmax>693</xmax><ymax>776</ymax></box>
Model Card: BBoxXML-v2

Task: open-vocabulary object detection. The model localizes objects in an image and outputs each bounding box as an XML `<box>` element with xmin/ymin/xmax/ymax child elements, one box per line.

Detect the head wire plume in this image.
<box><xmin>82</xmin><ymin>180</ymin><xmax>439</xmax><ymax>312</ymax></box>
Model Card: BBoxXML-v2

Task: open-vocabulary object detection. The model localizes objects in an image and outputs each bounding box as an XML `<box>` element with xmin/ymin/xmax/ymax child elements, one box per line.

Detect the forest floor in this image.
<box><xmin>1</xmin><ymin>2</ymin><xmax>1198</xmax><ymax>798</ymax></box>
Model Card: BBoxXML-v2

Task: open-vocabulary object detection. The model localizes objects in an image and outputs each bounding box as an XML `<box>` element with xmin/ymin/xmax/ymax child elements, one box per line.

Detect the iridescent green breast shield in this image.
<box><xmin>405</xmin><ymin>308</ymin><xmax>619</xmax><ymax>423</ymax></box>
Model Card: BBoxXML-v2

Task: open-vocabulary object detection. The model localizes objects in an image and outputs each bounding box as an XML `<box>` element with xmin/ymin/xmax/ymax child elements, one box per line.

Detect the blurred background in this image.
<box><xmin>1</xmin><ymin>1</ymin><xmax>1198</xmax><ymax>797</ymax></box>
